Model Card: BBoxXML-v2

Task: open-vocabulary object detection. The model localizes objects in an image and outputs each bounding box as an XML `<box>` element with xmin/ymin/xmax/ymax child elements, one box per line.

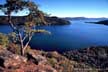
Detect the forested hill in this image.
<box><xmin>0</xmin><ymin>16</ymin><xmax>70</xmax><ymax>25</ymax></box>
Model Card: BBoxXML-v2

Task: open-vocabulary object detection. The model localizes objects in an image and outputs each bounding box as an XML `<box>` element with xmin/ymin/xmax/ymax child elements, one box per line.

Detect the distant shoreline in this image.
<box><xmin>85</xmin><ymin>20</ymin><xmax>108</xmax><ymax>26</ymax></box>
<box><xmin>0</xmin><ymin>16</ymin><xmax>71</xmax><ymax>25</ymax></box>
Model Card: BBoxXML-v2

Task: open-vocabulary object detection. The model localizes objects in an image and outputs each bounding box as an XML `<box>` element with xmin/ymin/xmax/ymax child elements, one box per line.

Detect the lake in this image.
<box><xmin>0</xmin><ymin>19</ymin><xmax>108</xmax><ymax>52</ymax></box>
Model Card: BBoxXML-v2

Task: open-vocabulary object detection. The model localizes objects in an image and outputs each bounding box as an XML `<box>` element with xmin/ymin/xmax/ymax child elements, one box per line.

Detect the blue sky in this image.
<box><xmin>0</xmin><ymin>0</ymin><xmax>108</xmax><ymax>18</ymax></box>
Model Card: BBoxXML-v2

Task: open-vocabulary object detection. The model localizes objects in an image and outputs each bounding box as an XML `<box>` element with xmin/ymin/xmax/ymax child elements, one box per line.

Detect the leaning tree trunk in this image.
<box><xmin>8</xmin><ymin>13</ymin><xmax>16</xmax><ymax>31</ymax></box>
<box><xmin>8</xmin><ymin>13</ymin><xmax>24</xmax><ymax>56</ymax></box>
<box><xmin>18</xmin><ymin>32</ymin><xmax>24</xmax><ymax>55</ymax></box>
<box><xmin>22</xmin><ymin>40</ymin><xmax>30</xmax><ymax>56</ymax></box>
<box><xmin>22</xmin><ymin>32</ymin><xmax>33</xmax><ymax>56</ymax></box>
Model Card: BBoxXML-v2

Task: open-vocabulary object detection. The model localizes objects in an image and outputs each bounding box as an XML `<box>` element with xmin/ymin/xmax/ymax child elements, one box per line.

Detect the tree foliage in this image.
<box><xmin>0</xmin><ymin>0</ymin><xmax>48</xmax><ymax>56</ymax></box>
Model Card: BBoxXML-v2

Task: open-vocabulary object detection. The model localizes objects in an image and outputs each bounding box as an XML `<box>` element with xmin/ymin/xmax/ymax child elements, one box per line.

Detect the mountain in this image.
<box><xmin>63</xmin><ymin>17</ymin><xmax>87</xmax><ymax>20</ymax></box>
<box><xmin>63</xmin><ymin>17</ymin><xmax>108</xmax><ymax>21</ymax></box>
<box><xmin>45</xmin><ymin>16</ymin><xmax>70</xmax><ymax>25</ymax></box>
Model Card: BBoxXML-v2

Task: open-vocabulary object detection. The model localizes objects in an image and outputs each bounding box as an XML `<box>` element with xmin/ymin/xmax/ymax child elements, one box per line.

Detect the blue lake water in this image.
<box><xmin>0</xmin><ymin>19</ymin><xmax>108</xmax><ymax>52</ymax></box>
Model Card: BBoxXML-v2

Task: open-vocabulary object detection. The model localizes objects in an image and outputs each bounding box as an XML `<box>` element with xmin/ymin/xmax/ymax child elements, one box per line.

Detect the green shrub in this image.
<box><xmin>0</xmin><ymin>33</ymin><xmax>9</xmax><ymax>48</ymax></box>
<box><xmin>7</xmin><ymin>43</ymin><xmax>21</xmax><ymax>55</ymax></box>
<box><xmin>47</xmin><ymin>58</ymin><xmax>57</xmax><ymax>67</ymax></box>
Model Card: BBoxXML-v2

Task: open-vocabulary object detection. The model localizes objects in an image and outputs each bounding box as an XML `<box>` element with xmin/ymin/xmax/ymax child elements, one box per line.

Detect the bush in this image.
<box><xmin>0</xmin><ymin>33</ymin><xmax>9</xmax><ymax>48</ymax></box>
<box><xmin>7</xmin><ymin>43</ymin><xmax>21</xmax><ymax>55</ymax></box>
<box><xmin>47</xmin><ymin>58</ymin><xmax>57</xmax><ymax>67</ymax></box>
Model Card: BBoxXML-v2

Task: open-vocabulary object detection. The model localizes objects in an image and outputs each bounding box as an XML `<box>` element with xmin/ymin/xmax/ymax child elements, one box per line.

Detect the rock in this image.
<box><xmin>4</xmin><ymin>55</ymin><xmax>27</xmax><ymax>68</ymax></box>
<box><xmin>17</xmin><ymin>62</ymin><xmax>57</xmax><ymax>72</ymax></box>
<box><xmin>0</xmin><ymin>48</ymin><xmax>57</xmax><ymax>72</ymax></box>
<box><xmin>0</xmin><ymin>46</ymin><xmax>96</xmax><ymax>72</ymax></box>
<box><xmin>0</xmin><ymin>48</ymin><xmax>27</xmax><ymax>68</ymax></box>
<box><xmin>27</xmin><ymin>49</ymin><xmax>47</xmax><ymax>65</ymax></box>
<box><xmin>0</xmin><ymin>67</ymin><xmax>4</xmax><ymax>72</ymax></box>
<box><xmin>37</xmin><ymin>64</ymin><xmax>57</xmax><ymax>72</ymax></box>
<box><xmin>46</xmin><ymin>51</ymin><xmax>60</xmax><ymax>58</ymax></box>
<box><xmin>0</xmin><ymin>61</ymin><xmax>57</xmax><ymax>72</ymax></box>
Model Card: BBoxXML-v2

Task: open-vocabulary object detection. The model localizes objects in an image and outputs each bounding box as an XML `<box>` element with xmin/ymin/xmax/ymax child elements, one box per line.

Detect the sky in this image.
<box><xmin>0</xmin><ymin>0</ymin><xmax>108</xmax><ymax>18</ymax></box>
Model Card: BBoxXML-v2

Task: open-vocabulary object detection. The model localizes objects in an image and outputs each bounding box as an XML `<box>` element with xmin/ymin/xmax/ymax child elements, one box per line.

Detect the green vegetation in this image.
<box><xmin>0</xmin><ymin>33</ymin><xmax>9</xmax><ymax>48</ymax></box>
<box><xmin>47</xmin><ymin>58</ymin><xmax>57</xmax><ymax>67</ymax></box>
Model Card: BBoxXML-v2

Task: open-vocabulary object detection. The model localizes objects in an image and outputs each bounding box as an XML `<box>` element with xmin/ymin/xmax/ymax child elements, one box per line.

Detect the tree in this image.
<box><xmin>0</xmin><ymin>0</ymin><xmax>49</xmax><ymax>56</ymax></box>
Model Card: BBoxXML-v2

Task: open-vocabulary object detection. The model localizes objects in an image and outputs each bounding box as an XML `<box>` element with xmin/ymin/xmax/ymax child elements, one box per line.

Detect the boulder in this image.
<box><xmin>46</xmin><ymin>51</ymin><xmax>59</xmax><ymax>58</ymax></box>
<box><xmin>0</xmin><ymin>49</ymin><xmax>27</xmax><ymax>68</ymax></box>
<box><xmin>0</xmin><ymin>61</ymin><xmax>57</xmax><ymax>72</ymax></box>
<box><xmin>27</xmin><ymin>49</ymin><xmax>47</xmax><ymax>65</ymax></box>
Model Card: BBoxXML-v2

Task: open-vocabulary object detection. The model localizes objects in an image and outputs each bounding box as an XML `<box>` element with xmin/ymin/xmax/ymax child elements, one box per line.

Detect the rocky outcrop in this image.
<box><xmin>63</xmin><ymin>46</ymin><xmax>108</xmax><ymax>69</ymax></box>
<box><xmin>40</xmin><ymin>51</ymin><xmax>96</xmax><ymax>72</ymax></box>
<box><xmin>0</xmin><ymin>47</ymin><xmax>95</xmax><ymax>72</ymax></box>
<box><xmin>0</xmin><ymin>48</ymin><xmax>27</xmax><ymax>68</ymax></box>
<box><xmin>27</xmin><ymin>50</ymin><xmax>47</xmax><ymax>65</ymax></box>
<box><xmin>0</xmin><ymin>48</ymin><xmax>57</xmax><ymax>72</ymax></box>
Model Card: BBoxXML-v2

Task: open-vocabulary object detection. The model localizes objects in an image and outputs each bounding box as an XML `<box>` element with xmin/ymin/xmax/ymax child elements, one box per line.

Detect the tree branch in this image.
<box><xmin>22</xmin><ymin>34</ymin><xmax>28</xmax><ymax>42</ymax></box>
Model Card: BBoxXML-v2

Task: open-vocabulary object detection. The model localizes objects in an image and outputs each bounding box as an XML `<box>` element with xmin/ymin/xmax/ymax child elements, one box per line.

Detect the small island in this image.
<box><xmin>94</xmin><ymin>20</ymin><xmax>108</xmax><ymax>25</ymax></box>
<box><xmin>45</xmin><ymin>16</ymin><xmax>71</xmax><ymax>25</ymax></box>
<box><xmin>85</xmin><ymin>20</ymin><xmax>108</xmax><ymax>25</ymax></box>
